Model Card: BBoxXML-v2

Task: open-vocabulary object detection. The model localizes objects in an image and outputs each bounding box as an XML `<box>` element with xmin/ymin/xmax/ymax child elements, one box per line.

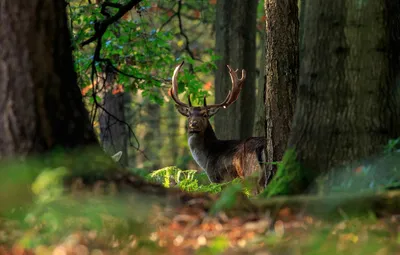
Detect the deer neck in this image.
<box><xmin>187</xmin><ymin>120</ymin><xmax>217</xmax><ymax>170</ymax></box>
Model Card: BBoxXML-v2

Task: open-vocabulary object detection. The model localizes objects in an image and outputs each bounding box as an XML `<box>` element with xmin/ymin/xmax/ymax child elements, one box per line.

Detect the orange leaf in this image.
<box><xmin>260</xmin><ymin>15</ymin><xmax>266</xmax><ymax>22</ymax></box>
<box><xmin>354</xmin><ymin>165</ymin><xmax>363</xmax><ymax>173</ymax></box>
<box><xmin>150</xmin><ymin>3</ymin><xmax>159</xmax><ymax>12</ymax></box>
<box><xmin>112</xmin><ymin>84</ymin><xmax>124</xmax><ymax>95</ymax></box>
<box><xmin>167</xmin><ymin>10</ymin><xmax>174</xmax><ymax>17</ymax></box>
<box><xmin>278</xmin><ymin>207</ymin><xmax>291</xmax><ymax>218</ymax></box>
<box><xmin>193</xmin><ymin>10</ymin><xmax>201</xmax><ymax>19</ymax></box>
<box><xmin>81</xmin><ymin>84</ymin><xmax>93</xmax><ymax>96</ymax></box>
<box><xmin>12</xmin><ymin>244</ymin><xmax>33</xmax><ymax>255</ymax></box>
<box><xmin>203</xmin><ymin>81</ymin><xmax>212</xmax><ymax>91</ymax></box>
<box><xmin>122</xmin><ymin>13</ymin><xmax>130</xmax><ymax>20</ymax></box>
<box><xmin>209</xmin><ymin>0</ymin><xmax>217</xmax><ymax>5</ymax></box>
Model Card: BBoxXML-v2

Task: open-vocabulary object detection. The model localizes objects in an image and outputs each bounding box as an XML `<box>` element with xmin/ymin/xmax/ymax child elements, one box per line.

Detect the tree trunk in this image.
<box><xmin>266</xmin><ymin>0</ymin><xmax>400</xmax><ymax>195</ymax></box>
<box><xmin>264</xmin><ymin>0</ymin><xmax>299</xmax><ymax>180</ymax></box>
<box><xmin>136</xmin><ymin>100</ymin><xmax>161</xmax><ymax>170</ymax></box>
<box><xmin>0</xmin><ymin>0</ymin><xmax>177</xmax><ymax>212</ymax></box>
<box><xmin>214</xmin><ymin>0</ymin><xmax>258</xmax><ymax>140</ymax></box>
<box><xmin>298</xmin><ymin>0</ymin><xmax>305</xmax><ymax>51</ymax></box>
<box><xmin>99</xmin><ymin>91</ymin><xmax>129</xmax><ymax>166</ymax></box>
<box><xmin>253</xmin><ymin>25</ymin><xmax>266</xmax><ymax>137</ymax></box>
<box><xmin>160</xmin><ymin>103</ymin><xmax>179</xmax><ymax>167</ymax></box>
<box><xmin>0</xmin><ymin>0</ymin><xmax>97</xmax><ymax>158</ymax></box>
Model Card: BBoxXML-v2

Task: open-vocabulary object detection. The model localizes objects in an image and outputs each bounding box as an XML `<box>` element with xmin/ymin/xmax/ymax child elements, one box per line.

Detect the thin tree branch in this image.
<box><xmin>80</xmin><ymin>0</ymin><xmax>142</xmax><ymax>47</ymax></box>
<box><xmin>159</xmin><ymin>12</ymin><xmax>177</xmax><ymax>31</ymax></box>
<box><xmin>156</xmin><ymin>1</ymin><xmax>200</xmax><ymax>66</ymax></box>
<box><xmin>157</xmin><ymin>4</ymin><xmax>210</xmax><ymax>22</ymax></box>
<box><xmin>177</xmin><ymin>0</ymin><xmax>197</xmax><ymax>62</ymax></box>
<box><xmin>97</xmin><ymin>58</ymin><xmax>168</xmax><ymax>83</ymax></box>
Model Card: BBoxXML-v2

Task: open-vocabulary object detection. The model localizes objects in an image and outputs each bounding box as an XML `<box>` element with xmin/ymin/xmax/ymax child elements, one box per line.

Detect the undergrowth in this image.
<box><xmin>132</xmin><ymin>166</ymin><xmax>253</xmax><ymax>196</ymax></box>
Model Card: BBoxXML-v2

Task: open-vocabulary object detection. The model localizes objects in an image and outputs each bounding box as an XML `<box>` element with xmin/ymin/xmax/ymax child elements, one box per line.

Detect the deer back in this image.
<box><xmin>190</xmin><ymin>134</ymin><xmax>265</xmax><ymax>183</ymax></box>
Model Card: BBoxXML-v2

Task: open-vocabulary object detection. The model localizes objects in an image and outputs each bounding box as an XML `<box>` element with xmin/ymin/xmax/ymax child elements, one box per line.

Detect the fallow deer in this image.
<box><xmin>169</xmin><ymin>62</ymin><xmax>269</xmax><ymax>192</ymax></box>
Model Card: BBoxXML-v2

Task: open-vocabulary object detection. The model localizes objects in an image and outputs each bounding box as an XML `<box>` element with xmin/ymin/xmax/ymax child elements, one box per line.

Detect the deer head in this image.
<box><xmin>169</xmin><ymin>61</ymin><xmax>246</xmax><ymax>135</ymax></box>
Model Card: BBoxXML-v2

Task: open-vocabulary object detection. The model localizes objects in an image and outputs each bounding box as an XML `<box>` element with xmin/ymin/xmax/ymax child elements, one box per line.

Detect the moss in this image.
<box><xmin>261</xmin><ymin>149</ymin><xmax>308</xmax><ymax>197</ymax></box>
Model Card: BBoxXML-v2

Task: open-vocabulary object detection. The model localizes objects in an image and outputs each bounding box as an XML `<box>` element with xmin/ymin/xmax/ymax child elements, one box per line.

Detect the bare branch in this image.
<box><xmin>159</xmin><ymin>12</ymin><xmax>177</xmax><ymax>31</ymax></box>
<box><xmin>176</xmin><ymin>0</ymin><xmax>197</xmax><ymax>62</ymax></box>
<box><xmin>80</xmin><ymin>0</ymin><xmax>142</xmax><ymax>47</ymax></box>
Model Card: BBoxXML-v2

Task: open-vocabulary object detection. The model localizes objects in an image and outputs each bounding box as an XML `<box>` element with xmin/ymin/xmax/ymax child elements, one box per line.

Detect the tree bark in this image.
<box><xmin>214</xmin><ymin>0</ymin><xmax>258</xmax><ymax>139</ymax></box>
<box><xmin>160</xmin><ymin>103</ymin><xmax>179</xmax><ymax>167</ymax></box>
<box><xmin>0</xmin><ymin>0</ymin><xmax>98</xmax><ymax>158</ymax></box>
<box><xmin>99</xmin><ymin>91</ymin><xmax>129</xmax><ymax>166</ymax></box>
<box><xmin>267</xmin><ymin>0</ymin><xmax>400</xmax><ymax>195</ymax></box>
<box><xmin>253</xmin><ymin>25</ymin><xmax>266</xmax><ymax>137</ymax></box>
<box><xmin>136</xmin><ymin>100</ymin><xmax>161</xmax><ymax>169</ymax></box>
<box><xmin>264</xmin><ymin>0</ymin><xmax>299</xmax><ymax>179</ymax></box>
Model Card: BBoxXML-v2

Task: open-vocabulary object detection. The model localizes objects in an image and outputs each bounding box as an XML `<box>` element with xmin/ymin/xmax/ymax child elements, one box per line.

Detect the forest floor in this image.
<box><xmin>0</xmin><ymin>151</ymin><xmax>399</xmax><ymax>255</ymax></box>
<box><xmin>153</xmin><ymin>202</ymin><xmax>400</xmax><ymax>255</ymax></box>
<box><xmin>0</xmin><ymin>191</ymin><xmax>399</xmax><ymax>255</ymax></box>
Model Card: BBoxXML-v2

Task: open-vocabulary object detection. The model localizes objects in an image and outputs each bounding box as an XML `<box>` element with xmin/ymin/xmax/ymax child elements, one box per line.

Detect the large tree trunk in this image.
<box><xmin>214</xmin><ymin>0</ymin><xmax>258</xmax><ymax>140</ymax></box>
<box><xmin>0</xmin><ymin>0</ymin><xmax>98</xmax><ymax>158</ymax></box>
<box><xmin>264</xmin><ymin>0</ymin><xmax>299</xmax><ymax>180</ymax></box>
<box><xmin>266</xmin><ymin>0</ymin><xmax>400</xmax><ymax>195</ymax></box>
<box><xmin>0</xmin><ymin>0</ymin><xmax>177</xmax><ymax>215</ymax></box>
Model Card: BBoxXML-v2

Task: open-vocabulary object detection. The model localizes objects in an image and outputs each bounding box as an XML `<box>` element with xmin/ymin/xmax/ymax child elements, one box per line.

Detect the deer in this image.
<box><xmin>169</xmin><ymin>62</ymin><xmax>270</xmax><ymax>193</ymax></box>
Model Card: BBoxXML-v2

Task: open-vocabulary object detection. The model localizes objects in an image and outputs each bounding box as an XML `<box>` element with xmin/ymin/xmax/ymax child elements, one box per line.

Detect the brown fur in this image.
<box><xmin>170</xmin><ymin>62</ymin><xmax>269</xmax><ymax>192</ymax></box>
<box><xmin>181</xmin><ymin>107</ymin><xmax>267</xmax><ymax>192</ymax></box>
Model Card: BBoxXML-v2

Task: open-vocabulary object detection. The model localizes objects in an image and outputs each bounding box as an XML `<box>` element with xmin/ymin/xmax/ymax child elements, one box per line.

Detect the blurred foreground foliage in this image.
<box><xmin>0</xmin><ymin>138</ymin><xmax>399</xmax><ymax>254</ymax></box>
<box><xmin>0</xmin><ymin>147</ymin><xmax>162</xmax><ymax>254</ymax></box>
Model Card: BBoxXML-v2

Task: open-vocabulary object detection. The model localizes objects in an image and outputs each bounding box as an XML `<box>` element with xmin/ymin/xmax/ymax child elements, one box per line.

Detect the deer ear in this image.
<box><xmin>175</xmin><ymin>105</ymin><xmax>190</xmax><ymax>116</ymax></box>
<box><xmin>207</xmin><ymin>107</ymin><xmax>220</xmax><ymax>117</ymax></box>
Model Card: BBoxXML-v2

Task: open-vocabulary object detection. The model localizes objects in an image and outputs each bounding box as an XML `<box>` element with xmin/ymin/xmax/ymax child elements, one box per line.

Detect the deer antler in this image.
<box><xmin>169</xmin><ymin>61</ymin><xmax>189</xmax><ymax>107</ymax></box>
<box><xmin>205</xmin><ymin>65</ymin><xmax>246</xmax><ymax>109</ymax></box>
<box><xmin>170</xmin><ymin>62</ymin><xmax>246</xmax><ymax>109</ymax></box>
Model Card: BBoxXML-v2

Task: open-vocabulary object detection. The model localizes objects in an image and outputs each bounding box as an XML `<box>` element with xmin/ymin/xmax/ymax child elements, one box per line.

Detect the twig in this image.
<box><xmin>156</xmin><ymin>1</ymin><xmax>200</xmax><ymax>67</ymax></box>
<box><xmin>176</xmin><ymin>0</ymin><xmax>196</xmax><ymax>62</ymax></box>
<box><xmin>157</xmin><ymin>4</ymin><xmax>208</xmax><ymax>22</ymax></box>
<box><xmin>80</xmin><ymin>0</ymin><xmax>142</xmax><ymax>47</ymax></box>
<box><xmin>97</xmin><ymin>58</ymin><xmax>168</xmax><ymax>83</ymax></box>
<box><xmin>159</xmin><ymin>12</ymin><xmax>177</xmax><ymax>32</ymax></box>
